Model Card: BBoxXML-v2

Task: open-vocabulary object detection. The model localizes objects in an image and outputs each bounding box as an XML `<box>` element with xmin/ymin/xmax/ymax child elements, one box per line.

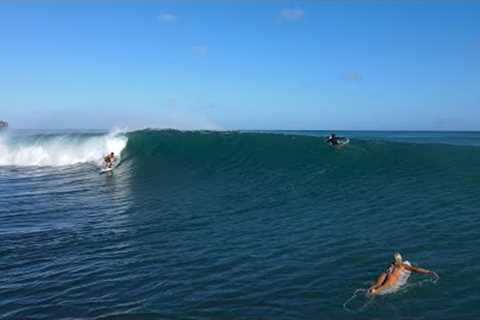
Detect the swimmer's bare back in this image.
<box><xmin>368</xmin><ymin>263</ymin><xmax>432</xmax><ymax>295</ymax></box>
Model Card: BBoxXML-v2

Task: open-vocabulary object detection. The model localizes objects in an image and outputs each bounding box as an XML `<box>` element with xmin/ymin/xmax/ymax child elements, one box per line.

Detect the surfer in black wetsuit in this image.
<box><xmin>326</xmin><ymin>133</ymin><xmax>339</xmax><ymax>145</ymax></box>
<box><xmin>104</xmin><ymin>152</ymin><xmax>116</xmax><ymax>168</ymax></box>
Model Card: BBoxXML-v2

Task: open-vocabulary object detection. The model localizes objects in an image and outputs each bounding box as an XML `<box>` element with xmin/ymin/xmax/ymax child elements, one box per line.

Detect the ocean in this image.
<box><xmin>1</xmin><ymin>129</ymin><xmax>480</xmax><ymax>320</ymax></box>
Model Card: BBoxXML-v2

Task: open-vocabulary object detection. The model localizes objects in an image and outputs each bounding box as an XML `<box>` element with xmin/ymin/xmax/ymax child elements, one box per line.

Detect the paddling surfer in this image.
<box><xmin>326</xmin><ymin>133</ymin><xmax>339</xmax><ymax>145</ymax></box>
<box><xmin>368</xmin><ymin>252</ymin><xmax>435</xmax><ymax>296</ymax></box>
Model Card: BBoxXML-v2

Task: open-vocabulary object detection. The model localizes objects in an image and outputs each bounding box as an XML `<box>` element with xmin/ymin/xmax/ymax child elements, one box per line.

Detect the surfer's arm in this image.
<box><xmin>367</xmin><ymin>272</ymin><xmax>387</xmax><ymax>295</ymax></box>
<box><xmin>369</xmin><ymin>272</ymin><xmax>387</xmax><ymax>290</ymax></box>
<box><xmin>405</xmin><ymin>264</ymin><xmax>432</xmax><ymax>274</ymax></box>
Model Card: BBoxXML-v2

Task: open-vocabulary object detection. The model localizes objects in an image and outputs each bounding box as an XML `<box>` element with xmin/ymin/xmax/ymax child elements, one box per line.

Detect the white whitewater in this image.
<box><xmin>0</xmin><ymin>132</ymin><xmax>127</xmax><ymax>167</ymax></box>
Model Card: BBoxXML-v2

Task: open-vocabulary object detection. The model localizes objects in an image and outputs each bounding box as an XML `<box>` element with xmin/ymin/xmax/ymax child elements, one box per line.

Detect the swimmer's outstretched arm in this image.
<box><xmin>405</xmin><ymin>264</ymin><xmax>432</xmax><ymax>274</ymax></box>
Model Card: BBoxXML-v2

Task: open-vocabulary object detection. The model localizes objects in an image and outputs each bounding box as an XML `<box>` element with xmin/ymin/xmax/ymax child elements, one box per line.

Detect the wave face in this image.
<box><xmin>2</xmin><ymin>129</ymin><xmax>480</xmax><ymax>319</ymax></box>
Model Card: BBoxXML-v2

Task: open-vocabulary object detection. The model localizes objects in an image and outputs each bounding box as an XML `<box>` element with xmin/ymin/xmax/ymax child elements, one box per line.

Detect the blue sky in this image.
<box><xmin>0</xmin><ymin>1</ymin><xmax>479</xmax><ymax>130</ymax></box>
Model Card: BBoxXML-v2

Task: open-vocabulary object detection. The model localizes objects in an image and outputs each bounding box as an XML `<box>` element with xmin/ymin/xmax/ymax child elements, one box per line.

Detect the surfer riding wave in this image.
<box><xmin>104</xmin><ymin>152</ymin><xmax>116</xmax><ymax>169</ymax></box>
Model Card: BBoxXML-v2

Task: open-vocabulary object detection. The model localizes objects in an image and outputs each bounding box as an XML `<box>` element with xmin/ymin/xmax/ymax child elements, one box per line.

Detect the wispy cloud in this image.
<box><xmin>192</xmin><ymin>45</ymin><xmax>208</xmax><ymax>57</ymax></box>
<box><xmin>158</xmin><ymin>13</ymin><xmax>178</xmax><ymax>23</ymax></box>
<box><xmin>280</xmin><ymin>8</ymin><xmax>304</xmax><ymax>22</ymax></box>
<box><xmin>342</xmin><ymin>72</ymin><xmax>363</xmax><ymax>82</ymax></box>
<box><xmin>159</xmin><ymin>98</ymin><xmax>222</xmax><ymax>130</ymax></box>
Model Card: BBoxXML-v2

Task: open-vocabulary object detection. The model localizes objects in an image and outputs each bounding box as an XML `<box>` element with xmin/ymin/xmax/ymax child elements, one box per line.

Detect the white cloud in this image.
<box><xmin>342</xmin><ymin>72</ymin><xmax>363</xmax><ymax>81</ymax></box>
<box><xmin>158</xmin><ymin>13</ymin><xmax>178</xmax><ymax>23</ymax></box>
<box><xmin>280</xmin><ymin>8</ymin><xmax>304</xmax><ymax>22</ymax></box>
<box><xmin>192</xmin><ymin>45</ymin><xmax>208</xmax><ymax>56</ymax></box>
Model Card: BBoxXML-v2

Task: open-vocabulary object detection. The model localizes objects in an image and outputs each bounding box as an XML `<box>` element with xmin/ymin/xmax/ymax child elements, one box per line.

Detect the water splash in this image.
<box><xmin>0</xmin><ymin>132</ymin><xmax>127</xmax><ymax>167</ymax></box>
<box><xmin>343</xmin><ymin>272</ymin><xmax>440</xmax><ymax>313</ymax></box>
<box><xmin>343</xmin><ymin>288</ymin><xmax>374</xmax><ymax>313</ymax></box>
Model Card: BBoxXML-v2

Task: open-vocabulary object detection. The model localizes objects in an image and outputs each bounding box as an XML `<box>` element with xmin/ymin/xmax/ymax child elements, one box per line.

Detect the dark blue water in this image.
<box><xmin>1</xmin><ymin>129</ymin><xmax>480</xmax><ymax>319</ymax></box>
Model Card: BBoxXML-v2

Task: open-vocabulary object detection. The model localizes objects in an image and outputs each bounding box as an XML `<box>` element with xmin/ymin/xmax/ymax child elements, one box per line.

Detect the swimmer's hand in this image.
<box><xmin>427</xmin><ymin>270</ymin><xmax>438</xmax><ymax>276</ymax></box>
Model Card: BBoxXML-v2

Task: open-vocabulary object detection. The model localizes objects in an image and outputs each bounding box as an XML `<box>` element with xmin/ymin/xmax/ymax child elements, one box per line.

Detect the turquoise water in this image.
<box><xmin>1</xmin><ymin>129</ymin><xmax>480</xmax><ymax>319</ymax></box>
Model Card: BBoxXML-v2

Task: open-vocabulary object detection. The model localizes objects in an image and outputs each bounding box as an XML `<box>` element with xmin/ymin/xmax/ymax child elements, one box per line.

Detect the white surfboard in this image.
<box><xmin>337</xmin><ymin>137</ymin><xmax>350</xmax><ymax>146</ymax></box>
<box><xmin>328</xmin><ymin>137</ymin><xmax>350</xmax><ymax>147</ymax></box>
<box><xmin>100</xmin><ymin>167</ymin><xmax>113</xmax><ymax>174</ymax></box>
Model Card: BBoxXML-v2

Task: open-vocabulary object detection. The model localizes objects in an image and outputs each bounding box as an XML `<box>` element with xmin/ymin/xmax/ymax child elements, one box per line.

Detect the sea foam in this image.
<box><xmin>0</xmin><ymin>132</ymin><xmax>127</xmax><ymax>167</ymax></box>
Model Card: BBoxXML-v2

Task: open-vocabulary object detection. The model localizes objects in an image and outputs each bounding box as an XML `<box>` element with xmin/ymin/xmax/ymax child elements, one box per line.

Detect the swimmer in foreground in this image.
<box><xmin>368</xmin><ymin>252</ymin><xmax>435</xmax><ymax>296</ymax></box>
<box><xmin>104</xmin><ymin>152</ymin><xmax>116</xmax><ymax>169</ymax></box>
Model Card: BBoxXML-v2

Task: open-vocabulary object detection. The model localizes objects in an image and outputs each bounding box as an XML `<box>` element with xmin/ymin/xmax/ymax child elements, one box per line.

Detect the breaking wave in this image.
<box><xmin>0</xmin><ymin>131</ymin><xmax>127</xmax><ymax>166</ymax></box>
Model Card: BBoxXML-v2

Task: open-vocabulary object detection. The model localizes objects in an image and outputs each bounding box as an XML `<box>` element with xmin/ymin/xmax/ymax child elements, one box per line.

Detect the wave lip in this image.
<box><xmin>0</xmin><ymin>132</ymin><xmax>127</xmax><ymax>167</ymax></box>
